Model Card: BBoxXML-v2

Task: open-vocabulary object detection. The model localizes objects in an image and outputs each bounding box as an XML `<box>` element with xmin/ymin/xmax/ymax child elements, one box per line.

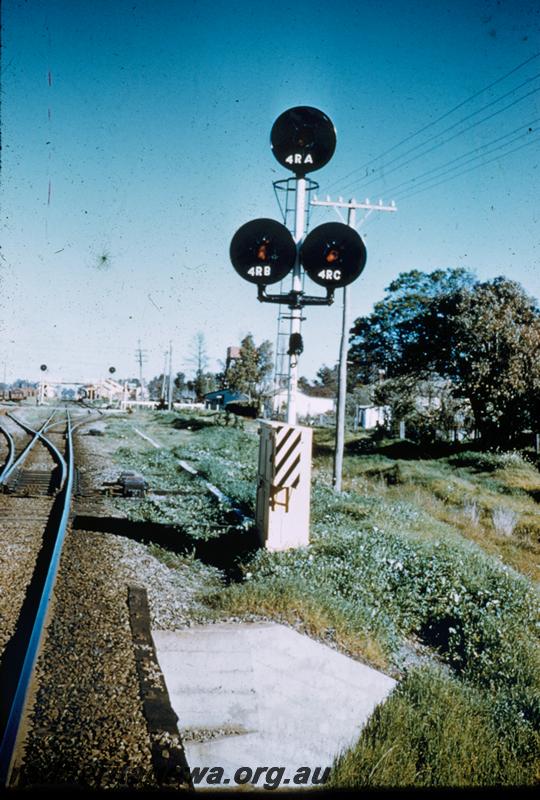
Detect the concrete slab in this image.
<box><xmin>152</xmin><ymin>622</ymin><xmax>396</xmax><ymax>791</ymax></box>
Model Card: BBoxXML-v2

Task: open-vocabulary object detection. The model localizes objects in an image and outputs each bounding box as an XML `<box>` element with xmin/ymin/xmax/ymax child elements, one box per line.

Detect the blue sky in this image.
<box><xmin>1</xmin><ymin>0</ymin><xmax>539</xmax><ymax>386</ymax></box>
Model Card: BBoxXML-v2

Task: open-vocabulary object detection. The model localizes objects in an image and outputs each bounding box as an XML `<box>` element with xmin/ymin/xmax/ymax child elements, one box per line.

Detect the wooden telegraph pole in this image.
<box><xmin>310</xmin><ymin>196</ymin><xmax>397</xmax><ymax>492</ymax></box>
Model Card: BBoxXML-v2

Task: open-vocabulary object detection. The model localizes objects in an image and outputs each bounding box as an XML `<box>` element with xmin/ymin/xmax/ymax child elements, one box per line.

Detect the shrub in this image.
<box><xmin>462</xmin><ymin>500</ymin><xmax>480</xmax><ymax>527</ymax></box>
<box><xmin>492</xmin><ymin>507</ymin><xmax>520</xmax><ymax>537</ymax></box>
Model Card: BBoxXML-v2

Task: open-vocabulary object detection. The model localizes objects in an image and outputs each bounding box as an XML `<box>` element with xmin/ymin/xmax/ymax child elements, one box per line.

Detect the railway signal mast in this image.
<box><xmin>230</xmin><ymin>108</ymin><xmax>377</xmax><ymax>551</ymax></box>
<box><xmin>38</xmin><ymin>364</ymin><xmax>47</xmax><ymax>405</ymax></box>
<box><xmin>230</xmin><ymin>106</ymin><xmax>369</xmax><ymax>424</ymax></box>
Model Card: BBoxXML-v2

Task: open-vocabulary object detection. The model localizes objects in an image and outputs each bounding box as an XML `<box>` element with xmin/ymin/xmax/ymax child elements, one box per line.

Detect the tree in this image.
<box><xmin>187</xmin><ymin>332</ymin><xmax>214</xmax><ymax>401</ymax></box>
<box><xmin>189</xmin><ymin>371</ymin><xmax>217</xmax><ymax>399</ymax></box>
<box><xmin>188</xmin><ymin>332</ymin><xmax>209</xmax><ymax>375</ymax></box>
<box><xmin>449</xmin><ymin>278</ymin><xmax>540</xmax><ymax>445</ymax></box>
<box><xmin>146</xmin><ymin>374</ymin><xmax>166</xmax><ymax>401</ymax></box>
<box><xmin>349</xmin><ymin>269</ymin><xmax>540</xmax><ymax>447</ymax></box>
<box><xmin>147</xmin><ymin>370</ymin><xmax>194</xmax><ymax>401</ymax></box>
<box><xmin>174</xmin><ymin>371</ymin><xmax>187</xmax><ymax>397</ymax></box>
<box><xmin>373</xmin><ymin>375</ymin><xmax>473</xmax><ymax>443</ymax></box>
<box><xmin>299</xmin><ymin>364</ymin><xmax>338</xmax><ymax>397</ymax></box>
<box><xmin>348</xmin><ymin>268</ymin><xmax>475</xmax><ymax>383</ymax></box>
<box><xmin>226</xmin><ymin>334</ymin><xmax>273</xmax><ymax>401</ymax></box>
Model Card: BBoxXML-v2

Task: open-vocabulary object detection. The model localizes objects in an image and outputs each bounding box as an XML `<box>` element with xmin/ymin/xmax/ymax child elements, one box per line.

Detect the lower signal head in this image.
<box><xmin>300</xmin><ymin>222</ymin><xmax>367</xmax><ymax>288</ymax></box>
<box><xmin>230</xmin><ymin>218</ymin><xmax>296</xmax><ymax>285</ymax></box>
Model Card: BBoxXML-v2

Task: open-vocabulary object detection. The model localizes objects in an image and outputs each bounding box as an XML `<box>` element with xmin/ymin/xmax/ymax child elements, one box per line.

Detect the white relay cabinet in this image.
<box><xmin>256</xmin><ymin>421</ymin><xmax>313</xmax><ymax>551</ymax></box>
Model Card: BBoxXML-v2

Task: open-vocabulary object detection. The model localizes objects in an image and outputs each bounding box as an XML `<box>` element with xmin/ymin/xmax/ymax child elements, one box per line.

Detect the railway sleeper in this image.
<box><xmin>4</xmin><ymin>468</ymin><xmax>59</xmax><ymax>496</ymax></box>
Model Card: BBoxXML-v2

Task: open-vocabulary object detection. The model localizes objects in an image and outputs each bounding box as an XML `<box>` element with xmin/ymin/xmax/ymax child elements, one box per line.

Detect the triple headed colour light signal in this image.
<box><xmin>229</xmin><ymin>107</ymin><xmax>367</xmax><ymax>292</ymax></box>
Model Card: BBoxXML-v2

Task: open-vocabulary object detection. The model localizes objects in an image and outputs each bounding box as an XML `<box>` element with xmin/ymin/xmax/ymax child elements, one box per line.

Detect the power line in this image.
<box><xmin>135</xmin><ymin>339</ymin><xmax>148</xmax><ymax>398</ymax></box>
<box><xmin>396</xmin><ymin>133</ymin><xmax>540</xmax><ymax>201</ymax></box>
<box><xmin>321</xmin><ymin>50</ymin><xmax>540</xmax><ymax>194</ymax></box>
<box><xmin>339</xmin><ymin>77</ymin><xmax>540</xmax><ymax>196</ymax></box>
<box><xmin>383</xmin><ymin>118</ymin><xmax>540</xmax><ymax>197</ymax></box>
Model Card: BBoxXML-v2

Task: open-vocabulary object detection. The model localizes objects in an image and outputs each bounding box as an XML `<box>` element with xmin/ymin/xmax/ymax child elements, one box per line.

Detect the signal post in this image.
<box><xmin>229</xmin><ymin>107</ymin><xmax>369</xmax><ymax>550</ymax></box>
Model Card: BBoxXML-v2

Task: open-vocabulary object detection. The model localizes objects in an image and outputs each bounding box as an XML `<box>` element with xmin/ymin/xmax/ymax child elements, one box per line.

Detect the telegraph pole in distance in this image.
<box><xmin>311</xmin><ymin>195</ymin><xmax>397</xmax><ymax>492</ymax></box>
<box><xmin>160</xmin><ymin>350</ymin><xmax>168</xmax><ymax>404</ymax></box>
<box><xmin>167</xmin><ymin>341</ymin><xmax>173</xmax><ymax>411</ymax></box>
<box><xmin>135</xmin><ymin>340</ymin><xmax>148</xmax><ymax>401</ymax></box>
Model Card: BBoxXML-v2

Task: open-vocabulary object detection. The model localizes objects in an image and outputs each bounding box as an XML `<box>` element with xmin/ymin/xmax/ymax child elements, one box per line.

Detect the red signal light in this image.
<box><xmin>300</xmin><ymin>222</ymin><xmax>367</xmax><ymax>288</ymax></box>
<box><xmin>325</xmin><ymin>249</ymin><xmax>339</xmax><ymax>263</ymax></box>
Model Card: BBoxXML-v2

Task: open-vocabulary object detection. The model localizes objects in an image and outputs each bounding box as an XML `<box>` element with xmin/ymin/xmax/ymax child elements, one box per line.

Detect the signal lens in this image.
<box><xmin>230</xmin><ymin>218</ymin><xmax>297</xmax><ymax>285</ymax></box>
<box><xmin>300</xmin><ymin>222</ymin><xmax>367</xmax><ymax>288</ymax></box>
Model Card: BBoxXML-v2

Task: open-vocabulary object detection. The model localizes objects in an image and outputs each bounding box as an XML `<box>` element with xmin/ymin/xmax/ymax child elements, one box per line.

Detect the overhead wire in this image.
<box><xmin>382</xmin><ymin>117</ymin><xmax>540</xmax><ymax>197</ymax></box>
<box><xmin>321</xmin><ymin>50</ymin><xmax>540</xmax><ymax>195</ymax></box>
<box><xmin>396</xmin><ymin>134</ymin><xmax>540</xmax><ymax>201</ymax></box>
<box><xmin>338</xmin><ymin>75</ymin><xmax>540</xmax><ymax>195</ymax></box>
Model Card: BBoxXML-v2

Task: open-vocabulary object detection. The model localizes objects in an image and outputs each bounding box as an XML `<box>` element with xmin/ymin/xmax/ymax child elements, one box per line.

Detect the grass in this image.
<box><xmin>329</xmin><ymin>666</ymin><xmax>539</xmax><ymax>787</ymax></box>
<box><xmin>334</xmin><ymin>446</ymin><xmax>540</xmax><ymax>581</ymax></box>
<box><xmin>112</xmin><ymin>445</ymin><xmax>244</xmax><ymax>540</ymax></box>
<box><xmin>107</xmin><ymin>412</ymin><xmax>540</xmax><ymax>787</ymax></box>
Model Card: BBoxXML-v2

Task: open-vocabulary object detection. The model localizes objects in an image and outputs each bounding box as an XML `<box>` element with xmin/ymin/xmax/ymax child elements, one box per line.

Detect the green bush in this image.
<box><xmin>448</xmin><ymin>450</ymin><xmax>529</xmax><ymax>472</ymax></box>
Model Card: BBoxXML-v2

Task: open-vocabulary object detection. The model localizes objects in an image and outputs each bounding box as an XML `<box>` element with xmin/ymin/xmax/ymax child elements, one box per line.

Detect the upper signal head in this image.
<box><xmin>229</xmin><ymin>218</ymin><xmax>297</xmax><ymax>285</ymax></box>
<box><xmin>270</xmin><ymin>107</ymin><xmax>336</xmax><ymax>176</ymax></box>
<box><xmin>300</xmin><ymin>222</ymin><xmax>367</xmax><ymax>288</ymax></box>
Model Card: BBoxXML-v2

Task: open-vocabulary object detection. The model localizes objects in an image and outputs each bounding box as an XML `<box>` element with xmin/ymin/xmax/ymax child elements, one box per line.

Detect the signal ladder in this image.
<box><xmin>272</xmin><ymin>177</ymin><xmax>318</xmax><ymax>413</ymax></box>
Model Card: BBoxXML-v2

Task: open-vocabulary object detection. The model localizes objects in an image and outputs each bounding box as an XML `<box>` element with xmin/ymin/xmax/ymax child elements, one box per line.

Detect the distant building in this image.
<box><xmin>354</xmin><ymin>404</ymin><xmax>388</xmax><ymax>430</ymax></box>
<box><xmin>271</xmin><ymin>389</ymin><xmax>335</xmax><ymax>419</ymax></box>
<box><xmin>226</xmin><ymin>346</ymin><xmax>241</xmax><ymax>367</ymax></box>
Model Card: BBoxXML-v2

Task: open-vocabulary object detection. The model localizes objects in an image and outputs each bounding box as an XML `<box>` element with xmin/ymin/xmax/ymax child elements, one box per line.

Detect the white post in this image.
<box><xmin>310</xmin><ymin>194</ymin><xmax>397</xmax><ymax>492</ymax></box>
<box><xmin>333</xmin><ymin>205</ymin><xmax>355</xmax><ymax>492</ymax></box>
<box><xmin>286</xmin><ymin>176</ymin><xmax>306</xmax><ymax>426</ymax></box>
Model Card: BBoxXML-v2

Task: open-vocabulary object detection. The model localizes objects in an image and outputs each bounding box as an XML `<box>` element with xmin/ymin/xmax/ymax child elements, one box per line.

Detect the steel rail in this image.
<box><xmin>1</xmin><ymin>412</ymin><xmax>57</xmax><ymax>482</ymax></box>
<box><xmin>2</xmin><ymin>412</ymin><xmax>68</xmax><ymax>491</ymax></box>
<box><xmin>0</xmin><ymin>425</ymin><xmax>15</xmax><ymax>482</ymax></box>
<box><xmin>0</xmin><ymin>410</ymin><xmax>74</xmax><ymax>786</ymax></box>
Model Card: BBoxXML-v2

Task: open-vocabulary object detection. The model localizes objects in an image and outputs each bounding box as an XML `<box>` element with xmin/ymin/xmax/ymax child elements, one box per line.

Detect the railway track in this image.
<box><xmin>0</xmin><ymin>409</ymin><xmax>74</xmax><ymax>786</ymax></box>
